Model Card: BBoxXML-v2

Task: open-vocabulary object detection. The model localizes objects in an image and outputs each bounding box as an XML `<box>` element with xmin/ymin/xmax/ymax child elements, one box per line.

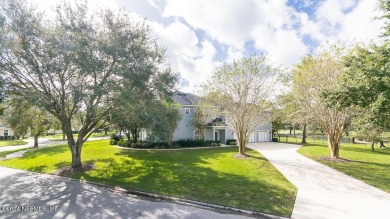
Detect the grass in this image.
<box><xmin>44</xmin><ymin>132</ymin><xmax>110</xmax><ymax>140</ymax></box>
<box><xmin>0</xmin><ymin>139</ymin><xmax>28</xmax><ymax>147</ymax></box>
<box><xmin>294</xmin><ymin>140</ymin><xmax>390</xmax><ymax>194</ymax></box>
<box><xmin>0</xmin><ymin>140</ymin><xmax>297</xmax><ymax>217</ymax></box>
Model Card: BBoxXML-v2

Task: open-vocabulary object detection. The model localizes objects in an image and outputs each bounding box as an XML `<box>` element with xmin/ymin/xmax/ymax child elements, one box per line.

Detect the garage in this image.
<box><xmin>248</xmin><ymin>132</ymin><xmax>256</xmax><ymax>143</ymax></box>
<box><xmin>258</xmin><ymin>131</ymin><xmax>269</xmax><ymax>142</ymax></box>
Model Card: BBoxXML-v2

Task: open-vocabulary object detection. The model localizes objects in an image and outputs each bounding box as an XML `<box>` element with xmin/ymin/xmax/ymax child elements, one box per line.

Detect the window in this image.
<box><xmin>4</xmin><ymin>130</ymin><xmax>8</xmax><ymax>137</ymax></box>
<box><xmin>185</xmin><ymin>108</ymin><xmax>190</xmax><ymax>115</ymax></box>
<box><xmin>194</xmin><ymin>129</ymin><xmax>204</xmax><ymax>140</ymax></box>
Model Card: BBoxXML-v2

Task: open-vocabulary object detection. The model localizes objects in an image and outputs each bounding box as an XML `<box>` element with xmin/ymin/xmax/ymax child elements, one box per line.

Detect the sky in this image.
<box><xmin>33</xmin><ymin>0</ymin><xmax>385</xmax><ymax>93</ymax></box>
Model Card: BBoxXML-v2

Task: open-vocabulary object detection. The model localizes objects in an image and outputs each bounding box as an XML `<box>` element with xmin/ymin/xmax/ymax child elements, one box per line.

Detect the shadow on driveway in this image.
<box><xmin>0</xmin><ymin>167</ymin><xmax>250</xmax><ymax>219</ymax></box>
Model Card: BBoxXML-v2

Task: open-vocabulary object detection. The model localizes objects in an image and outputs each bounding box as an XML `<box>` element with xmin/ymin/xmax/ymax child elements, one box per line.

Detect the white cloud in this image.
<box><xmin>28</xmin><ymin>0</ymin><xmax>387</xmax><ymax>91</ymax></box>
<box><xmin>149</xmin><ymin>21</ymin><xmax>220</xmax><ymax>92</ymax></box>
<box><xmin>163</xmin><ymin>0</ymin><xmax>260</xmax><ymax>50</ymax></box>
<box><xmin>337</xmin><ymin>0</ymin><xmax>384</xmax><ymax>43</ymax></box>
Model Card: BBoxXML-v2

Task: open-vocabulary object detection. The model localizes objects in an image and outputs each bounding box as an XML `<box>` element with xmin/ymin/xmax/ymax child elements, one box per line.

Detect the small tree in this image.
<box><xmin>202</xmin><ymin>55</ymin><xmax>278</xmax><ymax>156</ymax></box>
<box><xmin>150</xmin><ymin>102</ymin><xmax>181</xmax><ymax>146</ymax></box>
<box><xmin>292</xmin><ymin>46</ymin><xmax>355</xmax><ymax>158</ymax></box>
<box><xmin>5</xmin><ymin>97</ymin><xmax>50</xmax><ymax>146</ymax></box>
<box><xmin>191</xmin><ymin>101</ymin><xmax>219</xmax><ymax>140</ymax></box>
<box><xmin>353</xmin><ymin>114</ymin><xmax>383</xmax><ymax>151</ymax></box>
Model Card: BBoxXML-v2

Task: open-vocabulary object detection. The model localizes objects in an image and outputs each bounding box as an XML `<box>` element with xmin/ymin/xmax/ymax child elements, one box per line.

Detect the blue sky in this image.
<box><xmin>35</xmin><ymin>0</ymin><xmax>385</xmax><ymax>92</ymax></box>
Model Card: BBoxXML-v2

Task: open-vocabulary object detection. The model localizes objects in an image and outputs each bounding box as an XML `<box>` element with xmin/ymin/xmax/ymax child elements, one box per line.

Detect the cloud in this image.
<box><xmin>163</xmin><ymin>0</ymin><xmax>259</xmax><ymax>50</ymax></box>
<box><xmin>149</xmin><ymin>21</ymin><xmax>220</xmax><ymax>92</ymax></box>
<box><xmin>28</xmin><ymin>0</ymin><xmax>388</xmax><ymax>92</ymax></box>
<box><xmin>336</xmin><ymin>0</ymin><xmax>384</xmax><ymax>43</ymax></box>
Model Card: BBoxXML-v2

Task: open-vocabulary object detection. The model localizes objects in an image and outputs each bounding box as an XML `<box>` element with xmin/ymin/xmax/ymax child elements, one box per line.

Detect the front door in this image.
<box><xmin>214</xmin><ymin>131</ymin><xmax>219</xmax><ymax>141</ymax></box>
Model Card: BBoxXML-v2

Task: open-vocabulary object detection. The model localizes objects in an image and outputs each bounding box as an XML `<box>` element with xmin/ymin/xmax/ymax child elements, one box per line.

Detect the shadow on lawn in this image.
<box><xmin>22</xmin><ymin>145</ymin><xmax>68</xmax><ymax>159</ymax></box>
<box><xmin>339</xmin><ymin>144</ymin><xmax>390</xmax><ymax>155</ymax></box>
<box><xmin>68</xmin><ymin>148</ymin><xmax>295</xmax><ymax>216</ymax></box>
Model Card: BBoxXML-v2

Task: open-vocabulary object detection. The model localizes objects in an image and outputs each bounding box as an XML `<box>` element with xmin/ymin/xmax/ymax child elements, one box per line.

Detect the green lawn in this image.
<box><xmin>0</xmin><ymin>140</ymin><xmax>297</xmax><ymax>217</ymax></box>
<box><xmin>0</xmin><ymin>139</ymin><xmax>28</xmax><ymax>147</ymax></box>
<box><xmin>297</xmin><ymin>142</ymin><xmax>390</xmax><ymax>194</ymax></box>
<box><xmin>44</xmin><ymin>132</ymin><xmax>110</xmax><ymax>140</ymax></box>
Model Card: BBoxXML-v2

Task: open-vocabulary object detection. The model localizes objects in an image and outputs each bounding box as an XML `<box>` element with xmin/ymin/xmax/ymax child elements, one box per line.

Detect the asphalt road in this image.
<box><xmin>0</xmin><ymin>166</ymin><xmax>253</xmax><ymax>219</ymax></box>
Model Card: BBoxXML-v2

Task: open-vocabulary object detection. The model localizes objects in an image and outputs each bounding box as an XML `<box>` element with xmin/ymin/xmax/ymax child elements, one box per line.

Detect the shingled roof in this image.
<box><xmin>172</xmin><ymin>91</ymin><xmax>200</xmax><ymax>105</ymax></box>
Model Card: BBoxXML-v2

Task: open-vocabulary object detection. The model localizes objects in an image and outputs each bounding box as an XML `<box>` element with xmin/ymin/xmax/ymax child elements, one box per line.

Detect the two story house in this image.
<box><xmin>171</xmin><ymin>91</ymin><xmax>272</xmax><ymax>144</ymax></box>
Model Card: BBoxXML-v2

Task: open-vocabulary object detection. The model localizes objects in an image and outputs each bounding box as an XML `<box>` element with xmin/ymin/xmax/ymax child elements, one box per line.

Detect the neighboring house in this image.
<box><xmin>171</xmin><ymin>91</ymin><xmax>272</xmax><ymax>144</ymax></box>
<box><xmin>0</xmin><ymin>118</ymin><xmax>14</xmax><ymax>138</ymax></box>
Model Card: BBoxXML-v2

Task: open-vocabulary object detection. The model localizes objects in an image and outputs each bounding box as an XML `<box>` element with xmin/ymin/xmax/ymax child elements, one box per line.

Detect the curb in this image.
<box><xmin>60</xmin><ymin>177</ymin><xmax>288</xmax><ymax>219</ymax></box>
<box><xmin>0</xmin><ymin>166</ymin><xmax>289</xmax><ymax>219</ymax></box>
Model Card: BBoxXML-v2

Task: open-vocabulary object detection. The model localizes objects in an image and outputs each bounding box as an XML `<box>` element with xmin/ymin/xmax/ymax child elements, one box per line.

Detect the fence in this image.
<box><xmin>276</xmin><ymin>134</ymin><xmax>353</xmax><ymax>145</ymax></box>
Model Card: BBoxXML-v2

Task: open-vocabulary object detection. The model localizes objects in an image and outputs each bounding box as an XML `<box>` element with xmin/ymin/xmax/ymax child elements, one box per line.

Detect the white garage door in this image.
<box><xmin>258</xmin><ymin>131</ymin><xmax>269</xmax><ymax>142</ymax></box>
<box><xmin>248</xmin><ymin>132</ymin><xmax>256</xmax><ymax>143</ymax></box>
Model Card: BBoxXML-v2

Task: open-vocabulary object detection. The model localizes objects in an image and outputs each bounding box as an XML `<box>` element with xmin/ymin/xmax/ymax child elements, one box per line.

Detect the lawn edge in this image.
<box><xmin>0</xmin><ymin>165</ymin><xmax>289</xmax><ymax>219</ymax></box>
<box><xmin>114</xmin><ymin>145</ymin><xmax>236</xmax><ymax>150</ymax></box>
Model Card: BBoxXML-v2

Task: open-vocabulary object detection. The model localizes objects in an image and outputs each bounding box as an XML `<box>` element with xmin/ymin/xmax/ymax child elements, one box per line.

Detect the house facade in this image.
<box><xmin>171</xmin><ymin>91</ymin><xmax>272</xmax><ymax>144</ymax></box>
<box><xmin>0</xmin><ymin>118</ymin><xmax>14</xmax><ymax>138</ymax></box>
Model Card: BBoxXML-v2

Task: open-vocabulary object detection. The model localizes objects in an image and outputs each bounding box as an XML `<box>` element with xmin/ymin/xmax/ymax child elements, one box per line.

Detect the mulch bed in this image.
<box><xmin>53</xmin><ymin>163</ymin><xmax>96</xmax><ymax>176</ymax></box>
<box><xmin>233</xmin><ymin>154</ymin><xmax>249</xmax><ymax>159</ymax></box>
<box><xmin>318</xmin><ymin>156</ymin><xmax>351</xmax><ymax>163</ymax></box>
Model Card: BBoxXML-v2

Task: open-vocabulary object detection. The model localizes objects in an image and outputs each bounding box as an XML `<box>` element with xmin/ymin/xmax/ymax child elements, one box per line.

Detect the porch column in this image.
<box><xmin>213</xmin><ymin>128</ymin><xmax>215</xmax><ymax>141</ymax></box>
<box><xmin>225</xmin><ymin>129</ymin><xmax>227</xmax><ymax>144</ymax></box>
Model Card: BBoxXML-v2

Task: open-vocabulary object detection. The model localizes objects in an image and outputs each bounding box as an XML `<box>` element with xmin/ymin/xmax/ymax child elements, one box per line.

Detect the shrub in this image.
<box><xmin>272</xmin><ymin>138</ymin><xmax>278</xmax><ymax>142</ymax></box>
<box><xmin>110</xmin><ymin>133</ymin><xmax>123</xmax><ymax>142</ymax></box>
<box><xmin>226</xmin><ymin>139</ymin><xmax>237</xmax><ymax>145</ymax></box>
<box><xmin>118</xmin><ymin>139</ymin><xmax>126</xmax><ymax>146</ymax></box>
<box><xmin>150</xmin><ymin>142</ymin><xmax>169</xmax><ymax>148</ymax></box>
<box><xmin>109</xmin><ymin>139</ymin><xmax>117</xmax><ymax>145</ymax></box>
<box><xmin>173</xmin><ymin>139</ymin><xmax>221</xmax><ymax>147</ymax></box>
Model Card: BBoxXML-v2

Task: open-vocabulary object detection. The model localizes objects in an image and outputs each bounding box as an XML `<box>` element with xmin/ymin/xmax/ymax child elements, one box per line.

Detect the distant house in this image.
<box><xmin>0</xmin><ymin>118</ymin><xmax>14</xmax><ymax>139</ymax></box>
<box><xmin>171</xmin><ymin>91</ymin><xmax>272</xmax><ymax>144</ymax></box>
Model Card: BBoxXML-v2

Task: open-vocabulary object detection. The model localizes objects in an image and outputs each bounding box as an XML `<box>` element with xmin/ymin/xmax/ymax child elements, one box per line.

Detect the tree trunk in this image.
<box><xmin>125</xmin><ymin>131</ymin><xmax>131</xmax><ymax>141</ymax></box>
<box><xmin>328</xmin><ymin>137</ymin><xmax>340</xmax><ymax>158</ymax></box>
<box><xmin>293</xmin><ymin>124</ymin><xmax>296</xmax><ymax>138</ymax></box>
<box><xmin>62</xmin><ymin>133</ymin><xmax>66</xmax><ymax>140</ymax></box>
<box><xmin>64</xmin><ymin>120</ymin><xmax>83</xmax><ymax>168</ymax></box>
<box><xmin>301</xmin><ymin>123</ymin><xmax>307</xmax><ymax>144</ymax></box>
<box><xmin>238</xmin><ymin>135</ymin><xmax>246</xmax><ymax>155</ymax></box>
<box><xmin>371</xmin><ymin>142</ymin><xmax>375</xmax><ymax>151</ymax></box>
<box><xmin>104</xmin><ymin>128</ymin><xmax>108</xmax><ymax>136</ymax></box>
<box><xmin>379</xmin><ymin>141</ymin><xmax>386</xmax><ymax>148</ymax></box>
<box><xmin>168</xmin><ymin>134</ymin><xmax>173</xmax><ymax>147</ymax></box>
<box><xmin>33</xmin><ymin>135</ymin><xmax>39</xmax><ymax>148</ymax></box>
<box><xmin>131</xmin><ymin>128</ymin><xmax>139</xmax><ymax>143</ymax></box>
<box><xmin>289</xmin><ymin>126</ymin><xmax>292</xmax><ymax>134</ymax></box>
<box><xmin>71</xmin><ymin>144</ymin><xmax>82</xmax><ymax>168</ymax></box>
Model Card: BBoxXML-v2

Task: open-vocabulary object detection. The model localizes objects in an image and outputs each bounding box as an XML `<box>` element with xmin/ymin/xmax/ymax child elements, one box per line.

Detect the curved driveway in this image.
<box><xmin>248</xmin><ymin>142</ymin><xmax>390</xmax><ymax>219</ymax></box>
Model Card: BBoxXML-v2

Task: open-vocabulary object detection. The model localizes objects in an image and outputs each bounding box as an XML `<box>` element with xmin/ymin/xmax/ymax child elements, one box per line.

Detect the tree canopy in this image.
<box><xmin>202</xmin><ymin>54</ymin><xmax>278</xmax><ymax>155</ymax></box>
<box><xmin>292</xmin><ymin>46</ymin><xmax>355</xmax><ymax>158</ymax></box>
<box><xmin>0</xmin><ymin>0</ymin><xmax>177</xmax><ymax>167</ymax></box>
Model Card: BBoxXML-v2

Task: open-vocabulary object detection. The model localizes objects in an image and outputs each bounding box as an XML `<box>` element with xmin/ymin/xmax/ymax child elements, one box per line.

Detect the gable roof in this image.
<box><xmin>172</xmin><ymin>91</ymin><xmax>200</xmax><ymax>105</ymax></box>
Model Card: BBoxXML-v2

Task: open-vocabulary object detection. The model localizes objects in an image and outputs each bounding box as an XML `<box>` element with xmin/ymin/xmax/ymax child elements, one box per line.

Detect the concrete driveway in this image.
<box><xmin>0</xmin><ymin>166</ymin><xmax>252</xmax><ymax>219</ymax></box>
<box><xmin>248</xmin><ymin>142</ymin><xmax>390</xmax><ymax>219</ymax></box>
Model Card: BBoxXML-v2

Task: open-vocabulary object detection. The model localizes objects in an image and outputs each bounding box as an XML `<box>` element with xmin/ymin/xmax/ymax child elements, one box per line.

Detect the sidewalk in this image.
<box><xmin>1</xmin><ymin>137</ymin><xmax>109</xmax><ymax>160</ymax></box>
